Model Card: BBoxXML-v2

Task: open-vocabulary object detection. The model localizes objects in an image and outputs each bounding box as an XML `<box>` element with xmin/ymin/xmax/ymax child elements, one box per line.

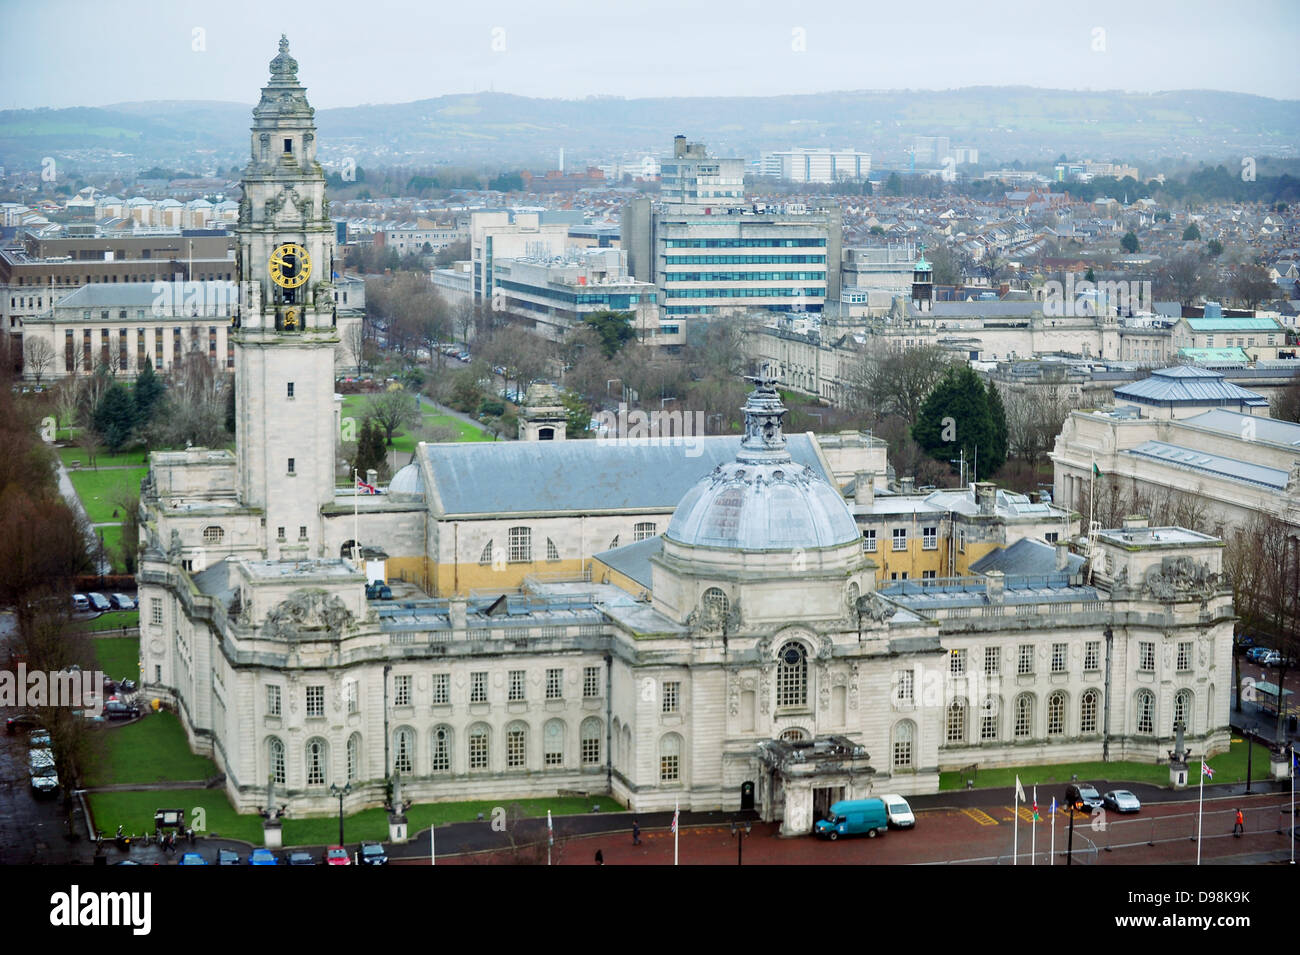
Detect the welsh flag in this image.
<box><xmin>356</xmin><ymin>478</ymin><xmax>377</xmax><ymax>495</ymax></box>
<box><xmin>1092</xmin><ymin>461</ymin><xmax>1101</xmax><ymax>477</ymax></box>
<box><xmin>1031</xmin><ymin>786</ymin><xmax>1040</xmax><ymax>822</ymax></box>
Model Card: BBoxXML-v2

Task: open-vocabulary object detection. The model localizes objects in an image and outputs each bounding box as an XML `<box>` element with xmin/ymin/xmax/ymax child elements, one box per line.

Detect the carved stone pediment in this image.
<box><xmin>1144</xmin><ymin>556</ymin><xmax>1219</xmax><ymax>601</ymax></box>
<box><xmin>262</xmin><ymin>588</ymin><xmax>353</xmax><ymax>640</ymax></box>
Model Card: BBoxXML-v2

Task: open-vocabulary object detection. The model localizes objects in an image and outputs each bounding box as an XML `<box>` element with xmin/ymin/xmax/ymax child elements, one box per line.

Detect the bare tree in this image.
<box><xmin>364</xmin><ymin>385</ymin><xmax>421</xmax><ymax>447</ymax></box>
<box><xmin>1230</xmin><ymin>264</ymin><xmax>1276</xmax><ymax>310</ymax></box>
<box><xmin>23</xmin><ymin>337</ymin><xmax>56</xmax><ymax>385</ymax></box>
<box><xmin>846</xmin><ymin>343</ymin><xmax>956</xmax><ymax>423</ymax></box>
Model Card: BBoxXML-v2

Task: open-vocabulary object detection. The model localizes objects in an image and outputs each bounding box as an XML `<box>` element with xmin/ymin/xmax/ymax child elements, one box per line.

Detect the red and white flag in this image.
<box><xmin>356</xmin><ymin>478</ymin><xmax>377</xmax><ymax>495</ymax></box>
<box><xmin>671</xmin><ymin>808</ymin><xmax>679</xmax><ymax>834</ymax></box>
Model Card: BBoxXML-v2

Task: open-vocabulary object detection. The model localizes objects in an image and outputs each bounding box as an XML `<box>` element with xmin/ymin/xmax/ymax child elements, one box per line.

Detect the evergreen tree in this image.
<box><xmin>94</xmin><ymin>383</ymin><xmax>137</xmax><ymax>453</ymax></box>
<box><xmin>351</xmin><ymin>419</ymin><xmax>387</xmax><ymax>480</ymax></box>
<box><xmin>984</xmin><ymin>379</ymin><xmax>1008</xmax><ymax>476</ymax></box>
<box><xmin>911</xmin><ymin>367</ymin><xmax>998</xmax><ymax>481</ymax></box>
<box><xmin>1121</xmin><ymin>231</ymin><xmax>1140</xmax><ymax>253</ymax></box>
<box><xmin>1182</xmin><ymin>223</ymin><xmax>1201</xmax><ymax>241</ymax></box>
<box><xmin>133</xmin><ymin>360</ymin><xmax>165</xmax><ymax>426</ymax></box>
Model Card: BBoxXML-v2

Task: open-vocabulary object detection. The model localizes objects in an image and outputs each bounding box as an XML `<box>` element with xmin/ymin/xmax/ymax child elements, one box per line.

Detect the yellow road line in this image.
<box><xmin>962</xmin><ymin>807</ymin><xmax>999</xmax><ymax>826</ymax></box>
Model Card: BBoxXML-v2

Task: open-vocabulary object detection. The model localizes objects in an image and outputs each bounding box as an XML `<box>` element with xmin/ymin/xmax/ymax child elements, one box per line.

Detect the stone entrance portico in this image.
<box><xmin>757</xmin><ymin>736</ymin><xmax>878</xmax><ymax>836</ymax></box>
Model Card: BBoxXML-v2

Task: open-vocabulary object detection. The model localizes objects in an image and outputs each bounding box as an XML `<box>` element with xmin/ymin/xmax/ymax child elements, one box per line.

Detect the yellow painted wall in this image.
<box><xmin>428</xmin><ymin>557</ymin><xmax>589</xmax><ymax>597</ymax></box>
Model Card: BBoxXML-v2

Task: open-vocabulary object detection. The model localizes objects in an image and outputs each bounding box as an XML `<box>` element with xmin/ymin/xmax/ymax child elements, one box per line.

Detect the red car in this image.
<box><xmin>323</xmin><ymin>845</ymin><xmax>351</xmax><ymax>865</ymax></box>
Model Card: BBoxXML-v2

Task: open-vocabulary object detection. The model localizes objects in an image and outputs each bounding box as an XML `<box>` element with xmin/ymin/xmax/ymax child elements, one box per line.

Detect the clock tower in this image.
<box><xmin>234</xmin><ymin>36</ymin><xmax>338</xmax><ymax>557</ymax></box>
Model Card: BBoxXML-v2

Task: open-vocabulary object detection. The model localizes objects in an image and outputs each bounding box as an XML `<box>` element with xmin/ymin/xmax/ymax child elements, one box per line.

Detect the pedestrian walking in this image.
<box><xmin>632</xmin><ymin>819</ymin><xmax>641</xmax><ymax>846</ymax></box>
<box><xmin>1233</xmin><ymin>808</ymin><xmax>1244</xmax><ymax>837</ymax></box>
<box><xmin>594</xmin><ymin>849</ymin><xmax>604</xmax><ymax>865</ymax></box>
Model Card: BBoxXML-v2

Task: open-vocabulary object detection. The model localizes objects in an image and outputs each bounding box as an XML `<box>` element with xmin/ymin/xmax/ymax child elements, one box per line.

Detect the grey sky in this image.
<box><xmin>2</xmin><ymin>0</ymin><xmax>1297</xmax><ymax>110</ymax></box>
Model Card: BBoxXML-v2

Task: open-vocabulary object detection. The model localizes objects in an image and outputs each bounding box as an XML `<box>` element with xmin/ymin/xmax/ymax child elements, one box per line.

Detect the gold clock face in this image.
<box><xmin>269</xmin><ymin>243</ymin><xmax>312</xmax><ymax>288</ymax></box>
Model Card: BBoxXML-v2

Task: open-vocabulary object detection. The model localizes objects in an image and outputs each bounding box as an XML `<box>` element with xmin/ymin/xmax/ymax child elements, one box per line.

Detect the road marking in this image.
<box><xmin>1008</xmin><ymin>806</ymin><xmax>1038</xmax><ymax>822</ymax></box>
<box><xmin>962</xmin><ymin>808</ymin><xmax>999</xmax><ymax>826</ymax></box>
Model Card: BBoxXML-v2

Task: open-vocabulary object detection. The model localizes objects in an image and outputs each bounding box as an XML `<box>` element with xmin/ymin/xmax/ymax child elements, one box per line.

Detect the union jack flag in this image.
<box><xmin>1201</xmin><ymin>761</ymin><xmax>1215</xmax><ymax>779</ymax></box>
<box><xmin>356</xmin><ymin>478</ymin><xmax>377</xmax><ymax>495</ymax></box>
<box><xmin>671</xmin><ymin>808</ymin><xmax>679</xmax><ymax>834</ymax></box>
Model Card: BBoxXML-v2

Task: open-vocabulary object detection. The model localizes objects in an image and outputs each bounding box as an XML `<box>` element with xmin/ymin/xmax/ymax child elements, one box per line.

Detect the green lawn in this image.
<box><xmin>58</xmin><ymin>446</ymin><xmax>150</xmax><ymax>469</ymax></box>
<box><xmin>87</xmin><ymin>789</ymin><xmax>616</xmax><ymax>847</ymax></box>
<box><xmin>940</xmin><ymin>737</ymin><xmax>1260</xmax><ymax>791</ymax></box>
<box><xmin>94</xmin><ymin>524</ymin><xmax>125</xmax><ymax>572</ymax></box>
<box><xmin>76</xmin><ymin>611</ymin><xmax>139</xmax><ymax>635</ymax></box>
<box><xmin>67</xmin><ymin>467</ymin><xmax>148</xmax><ymax>523</ymax></box>
<box><xmin>339</xmin><ymin>395</ymin><xmax>492</xmax><ymax>460</ymax></box>
<box><xmin>83</xmin><ymin>711</ymin><xmax>219</xmax><ymax>787</ymax></box>
<box><xmin>92</xmin><ymin>634</ymin><xmax>139</xmax><ymax>676</ymax></box>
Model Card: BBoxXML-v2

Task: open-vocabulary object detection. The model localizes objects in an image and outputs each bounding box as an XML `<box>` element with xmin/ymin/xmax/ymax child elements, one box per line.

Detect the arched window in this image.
<box><xmin>268</xmin><ymin>737</ymin><xmax>285</xmax><ymax>785</ymax></box>
<box><xmin>546</xmin><ymin>538</ymin><xmax>560</xmax><ymax>562</ymax></box>
<box><xmin>1080</xmin><ymin>689</ymin><xmax>1099</xmax><ymax>734</ymax></box>
<box><xmin>892</xmin><ymin>721</ymin><xmax>915</xmax><ymax>769</ymax></box>
<box><xmin>346</xmin><ymin>733</ymin><xmax>360</xmax><ymax>783</ymax></box>
<box><xmin>946</xmin><ymin>700</ymin><xmax>967</xmax><ymax>744</ymax></box>
<box><xmin>1136</xmin><ymin>690</ymin><xmax>1155</xmax><ymax>735</ymax></box>
<box><xmin>544</xmin><ymin>719</ymin><xmax>565</xmax><ymax>767</ymax></box>
<box><xmin>393</xmin><ymin>727</ymin><xmax>415</xmax><ymax>775</ymax></box>
<box><xmin>508</xmin><ymin>526</ymin><xmax>531</xmax><ymax>563</ymax></box>
<box><xmin>1014</xmin><ymin>694</ymin><xmax>1034</xmax><ymax>739</ymax></box>
<box><xmin>1174</xmin><ymin>689</ymin><xmax>1192</xmax><ymax>733</ymax></box>
<box><xmin>506</xmin><ymin>722</ymin><xmax>527</xmax><ymax>769</ymax></box>
<box><xmin>660</xmin><ymin>733</ymin><xmax>682</xmax><ymax>782</ymax></box>
<box><xmin>780</xmin><ymin>727</ymin><xmax>809</xmax><ymax>743</ymax></box>
<box><xmin>776</xmin><ymin>641</ymin><xmax>808</xmax><ymax>708</ymax></box>
<box><xmin>702</xmin><ymin>587</ymin><xmax>729</xmax><ymax>619</ymax></box>
<box><xmin>431</xmin><ymin>725</ymin><xmax>452</xmax><ymax>773</ymax></box>
<box><xmin>468</xmin><ymin>723</ymin><xmax>490</xmax><ymax>771</ymax></box>
<box><xmin>612</xmin><ymin>717</ymin><xmax>622</xmax><ymax>770</ymax></box>
<box><xmin>622</xmin><ymin>725</ymin><xmax>632</xmax><ymax>773</ymax></box>
<box><xmin>581</xmin><ymin>718</ymin><xmax>602</xmax><ymax>765</ymax></box>
<box><xmin>478</xmin><ymin>540</ymin><xmax>494</xmax><ymax>566</ymax></box>
<box><xmin>1047</xmin><ymin>691</ymin><xmax>1066</xmax><ymax>736</ymax></box>
<box><xmin>202</xmin><ymin>525</ymin><xmax>224</xmax><ymax>544</ymax></box>
<box><xmin>980</xmin><ymin>697</ymin><xmax>999</xmax><ymax>741</ymax></box>
<box><xmin>306</xmin><ymin>738</ymin><xmax>328</xmax><ymax>787</ymax></box>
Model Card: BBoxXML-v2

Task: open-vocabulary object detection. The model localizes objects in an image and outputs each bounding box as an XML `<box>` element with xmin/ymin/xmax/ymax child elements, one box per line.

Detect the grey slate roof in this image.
<box><xmin>1182</xmin><ymin>409</ymin><xmax>1300</xmax><ymax>448</ymax></box>
<box><xmin>421</xmin><ymin>434</ymin><xmax>829</xmax><ymax>516</ymax></box>
<box><xmin>1113</xmin><ymin>367</ymin><xmax>1268</xmax><ymax>406</ymax></box>
<box><xmin>593</xmin><ymin>535</ymin><xmax>662</xmax><ymax>590</ymax></box>
<box><xmin>1123</xmin><ymin>440</ymin><xmax>1289</xmax><ymax>490</ymax></box>
<box><xmin>969</xmin><ymin>538</ymin><xmax>1085</xmax><ymax>576</ymax></box>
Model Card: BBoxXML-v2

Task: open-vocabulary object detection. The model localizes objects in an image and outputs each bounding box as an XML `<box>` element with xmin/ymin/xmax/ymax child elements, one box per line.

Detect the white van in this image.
<box><xmin>880</xmin><ymin>793</ymin><xmax>916</xmax><ymax>829</ymax></box>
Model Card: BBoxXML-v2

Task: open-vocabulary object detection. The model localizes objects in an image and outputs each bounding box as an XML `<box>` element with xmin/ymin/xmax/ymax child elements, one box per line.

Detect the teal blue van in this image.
<box><xmin>814</xmin><ymin>798</ymin><xmax>888</xmax><ymax>840</ymax></box>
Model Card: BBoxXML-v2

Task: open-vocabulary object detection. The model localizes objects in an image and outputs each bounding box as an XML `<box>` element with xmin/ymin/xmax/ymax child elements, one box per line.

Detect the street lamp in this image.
<box><xmin>730</xmin><ymin>819</ymin><xmax>752</xmax><ymax>866</ymax></box>
<box><xmin>329</xmin><ymin>782</ymin><xmax>351</xmax><ymax>846</ymax></box>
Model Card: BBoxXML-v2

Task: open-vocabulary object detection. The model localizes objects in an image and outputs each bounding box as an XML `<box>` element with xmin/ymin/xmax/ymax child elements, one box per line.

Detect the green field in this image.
<box><xmin>76</xmin><ymin>611</ymin><xmax>139</xmax><ymax>635</ymax></box>
<box><xmin>340</xmin><ymin>395</ymin><xmax>492</xmax><ymax>460</ymax></box>
<box><xmin>67</xmin><ymin>467</ymin><xmax>148</xmax><ymax>523</ymax></box>
<box><xmin>83</xmin><ymin>711</ymin><xmax>219</xmax><ymax>787</ymax></box>
<box><xmin>59</xmin><ymin>446</ymin><xmax>150</xmax><ymax>469</ymax></box>
<box><xmin>939</xmin><ymin>737</ymin><xmax>1259</xmax><ymax>791</ymax></box>
<box><xmin>87</xmin><ymin>789</ymin><xmax>264</xmax><ymax>844</ymax></box>
<box><xmin>95</xmin><ymin>524</ymin><xmax>124</xmax><ymax>571</ymax></box>
<box><xmin>92</xmin><ymin>634</ymin><xmax>139</xmax><ymax>675</ymax></box>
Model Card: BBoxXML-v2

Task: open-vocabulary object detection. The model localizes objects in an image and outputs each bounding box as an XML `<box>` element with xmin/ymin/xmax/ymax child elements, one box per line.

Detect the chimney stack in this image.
<box><xmin>985</xmin><ymin>570</ymin><xmax>1005</xmax><ymax>603</ymax></box>
<box><xmin>1055</xmin><ymin>540</ymin><xmax>1070</xmax><ymax>571</ymax></box>
<box><xmin>899</xmin><ymin>476</ymin><xmax>916</xmax><ymax>494</ymax></box>
<box><xmin>975</xmin><ymin>481</ymin><xmax>997</xmax><ymax>516</ymax></box>
<box><xmin>855</xmin><ymin>470</ymin><xmax>874</xmax><ymax>507</ymax></box>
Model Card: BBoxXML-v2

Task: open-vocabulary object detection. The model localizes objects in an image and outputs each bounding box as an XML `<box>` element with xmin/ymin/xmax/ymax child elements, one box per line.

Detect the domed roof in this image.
<box><xmin>388</xmin><ymin>463</ymin><xmax>424</xmax><ymax>499</ymax></box>
<box><xmin>664</xmin><ymin>377</ymin><xmax>862</xmax><ymax>552</ymax></box>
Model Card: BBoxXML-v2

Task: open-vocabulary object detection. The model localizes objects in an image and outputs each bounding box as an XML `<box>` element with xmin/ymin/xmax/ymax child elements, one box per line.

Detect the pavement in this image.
<box><xmin>53</xmin><ymin>458</ymin><xmax>110</xmax><ymax>575</ymax></box>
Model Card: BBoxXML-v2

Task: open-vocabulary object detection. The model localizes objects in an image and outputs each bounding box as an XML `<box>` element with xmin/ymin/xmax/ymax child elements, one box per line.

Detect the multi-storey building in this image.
<box><xmin>761</xmin><ymin>148</ymin><xmax>871</xmax><ymax>183</ymax></box>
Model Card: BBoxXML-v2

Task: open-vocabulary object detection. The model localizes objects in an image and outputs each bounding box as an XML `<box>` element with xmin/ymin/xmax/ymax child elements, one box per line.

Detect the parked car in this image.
<box><xmin>29</xmin><ymin>749</ymin><xmax>59</xmax><ymax>796</ymax></box>
<box><xmin>104</xmin><ymin>700</ymin><xmax>142</xmax><ymax>721</ymax></box>
<box><xmin>249</xmin><ymin>848</ymin><xmax>278</xmax><ymax>865</ymax></box>
<box><xmin>217</xmin><ymin>849</ymin><xmax>242</xmax><ymax>866</ymax></box>
<box><xmin>6</xmin><ymin>711</ymin><xmax>41</xmax><ymax>734</ymax></box>
<box><xmin>359</xmin><ymin>841</ymin><xmax>389</xmax><ymax>866</ymax></box>
<box><xmin>880</xmin><ymin>793</ymin><xmax>916</xmax><ymax>829</ymax></box>
<box><xmin>29</xmin><ymin>729</ymin><xmax>51</xmax><ymax>749</ymax></box>
<box><xmin>1246</xmin><ymin>646</ymin><xmax>1271</xmax><ymax>663</ymax></box>
<box><xmin>1259</xmin><ymin>650</ymin><xmax>1282</xmax><ymax>666</ymax></box>
<box><xmin>323</xmin><ymin>845</ymin><xmax>351</xmax><ymax>865</ymax></box>
<box><xmin>119</xmin><ymin>679</ymin><xmax>138</xmax><ymax>694</ymax></box>
<box><xmin>287</xmin><ymin>851</ymin><xmax>315</xmax><ymax>866</ymax></box>
<box><xmin>178</xmin><ymin>852</ymin><xmax>208</xmax><ymax>865</ymax></box>
<box><xmin>87</xmin><ymin>592</ymin><xmax>112</xmax><ymax>612</ymax></box>
<box><xmin>1103</xmin><ymin>790</ymin><xmax>1141</xmax><ymax>813</ymax></box>
<box><xmin>1234</xmin><ymin>633</ymin><xmax>1255</xmax><ymax>649</ymax></box>
<box><xmin>71</xmin><ymin>594</ymin><xmax>90</xmax><ymax>613</ymax></box>
<box><xmin>111</xmin><ymin>593</ymin><xmax>137</xmax><ymax>611</ymax></box>
<box><xmin>1065</xmin><ymin>783</ymin><xmax>1104</xmax><ymax>813</ymax></box>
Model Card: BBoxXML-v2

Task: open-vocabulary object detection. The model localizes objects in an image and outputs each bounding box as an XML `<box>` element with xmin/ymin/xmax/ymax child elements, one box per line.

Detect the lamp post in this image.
<box><xmin>730</xmin><ymin>819</ymin><xmax>752</xmax><ymax>866</ymax></box>
<box><xmin>329</xmin><ymin>782</ymin><xmax>351</xmax><ymax>846</ymax></box>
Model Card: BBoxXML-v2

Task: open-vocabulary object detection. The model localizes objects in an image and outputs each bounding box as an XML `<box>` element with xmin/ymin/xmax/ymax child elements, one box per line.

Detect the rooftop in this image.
<box><xmin>1113</xmin><ymin>366</ymin><xmax>1268</xmax><ymax>406</ymax></box>
<box><xmin>1121</xmin><ymin>441</ymin><xmax>1290</xmax><ymax>491</ymax></box>
<box><xmin>1181</xmin><ymin>409</ymin><xmax>1300</xmax><ymax>448</ymax></box>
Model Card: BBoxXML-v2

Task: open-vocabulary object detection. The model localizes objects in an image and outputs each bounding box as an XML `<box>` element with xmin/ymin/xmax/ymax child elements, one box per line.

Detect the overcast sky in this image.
<box><xmin>3</xmin><ymin>0</ymin><xmax>1298</xmax><ymax>110</ymax></box>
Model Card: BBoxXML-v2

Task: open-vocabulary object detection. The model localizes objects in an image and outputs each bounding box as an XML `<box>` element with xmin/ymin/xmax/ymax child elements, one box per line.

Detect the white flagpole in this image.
<box><xmin>674</xmin><ymin>798</ymin><xmax>679</xmax><ymax>867</ymax></box>
<box><xmin>353</xmin><ymin>468</ymin><xmax>359</xmax><ymax>564</ymax></box>
<box><xmin>1196</xmin><ymin>761</ymin><xmax>1204</xmax><ymax>866</ymax></box>
<box><xmin>1013</xmin><ymin>778</ymin><xmax>1020</xmax><ymax>866</ymax></box>
<box><xmin>1290</xmin><ymin>744</ymin><xmax>1295</xmax><ymax>866</ymax></box>
<box><xmin>1050</xmin><ymin>798</ymin><xmax>1056</xmax><ymax>866</ymax></box>
<box><xmin>547</xmin><ymin>809</ymin><xmax>552</xmax><ymax>867</ymax></box>
<box><xmin>431</xmin><ymin>824</ymin><xmax>435</xmax><ymax>866</ymax></box>
<box><xmin>1031</xmin><ymin>786</ymin><xmax>1037</xmax><ymax>866</ymax></box>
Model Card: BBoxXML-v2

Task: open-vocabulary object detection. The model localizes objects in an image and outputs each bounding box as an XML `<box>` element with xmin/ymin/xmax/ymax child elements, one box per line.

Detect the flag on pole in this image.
<box><xmin>547</xmin><ymin>809</ymin><xmax>554</xmax><ymax>846</ymax></box>
<box><xmin>671</xmin><ymin>807</ymin><xmax>679</xmax><ymax>834</ymax></box>
<box><xmin>1032</xmin><ymin>787</ymin><xmax>1040</xmax><ymax>822</ymax></box>
<box><xmin>1049</xmin><ymin>796</ymin><xmax>1056</xmax><ymax>816</ymax></box>
<box><xmin>356</xmin><ymin>478</ymin><xmax>377</xmax><ymax>495</ymax></box>
<box><xmin>1092</xmin><ymin>461</ymin><xmax>1101</xmax><ymax>477</ymax></box>
<box><xmin>1014</xmin><ymin>775</ymin><xmax>1026</xmax><ymax>803</ymax></box>
<box><xmin>1201</xmin><ymin>761</ymin><xmax>1215</xmax><ymax>779</ymax></box>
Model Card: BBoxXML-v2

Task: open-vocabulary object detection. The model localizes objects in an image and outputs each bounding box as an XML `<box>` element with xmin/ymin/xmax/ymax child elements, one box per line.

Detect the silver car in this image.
<box><xmin>1102</xmin><ymin>790</ymin><xmax>1141</xmax><ymax>813</ymax></box>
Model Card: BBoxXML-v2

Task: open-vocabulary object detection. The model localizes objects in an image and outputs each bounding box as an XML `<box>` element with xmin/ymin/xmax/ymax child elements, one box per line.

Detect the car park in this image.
<box><xmin>87</xmin><ymin>592</ymin><xmax>112</xmax><ymax>612</ymax></box>
<box><xmin>324</xmin><ymin>845</ymin><xmax>351</xmax><ymax>865</ymax></box>
<box><xmin>1259</xmin><ymin>650</ymin><xmax>1282</xmax><ymax>666</ymax></box>
<box><xmin>29</xmin><ymin>729</ymin><xmax>51</xmax><ymax>749</ymax></box>
<box><xmin>287</xmin><ymin>851</ymin><xmax>315</xmax><ymax>866</ymax></box>
<box><xmin>359</xmin><ymin>841</ymin><xmax>389</xmax><ymax>865</ymax></box>
<box><xmin>111</xmin><ymin>593</ymin><xmax>137</xmax><ymax>610</ymax></box>
<box><xmin>1065</xmin><ymin>783</ymin><xmax>1104</xmax><ymax>813</ymax></box>
<box><xmin>71</xmin><ymin>594</ymin><xmax>90</xmax><ymax>613</ymax></box>
<box><xmin>249</xmin><ymin>848</ymin><xmax>278</xmax><ymax>865</ymax></box>
<box><xmin>179</xmin><ymin>852</ymin><xmax>207</xmax><ymax>865</ymax></box>
<box><xmin>1103</xmin><ymin>790</ymin><xmax>1141</xmax><ymax>813</ymax></box>
<box><xmin>29</xmin><ymin>749</ymin><xmax>59</xmax><ymax>796</ymax></box>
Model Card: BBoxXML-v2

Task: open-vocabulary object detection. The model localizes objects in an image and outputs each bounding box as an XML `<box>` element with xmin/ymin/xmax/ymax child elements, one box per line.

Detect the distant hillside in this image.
<box><xmin>2</xmin><ymin>87</ymin><xmax>1296</xmax><ymax>173</ymax></box>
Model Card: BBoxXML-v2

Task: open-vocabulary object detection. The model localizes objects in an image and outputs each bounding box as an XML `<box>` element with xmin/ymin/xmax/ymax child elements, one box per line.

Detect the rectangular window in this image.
<box><xmin>922</xmin><ymin>570</ymin><xmax>936</xmax><ymax>580</ymax></box>
<box><xmin>287</xmin><ymin>458</ymin><xmax>295</xmax><ymax>474</ymax></box>
<box><xmin>306</xmin><ymin>685</ymin><xmax>324</xmax><ymax>718</ymax></box>
<box><xmin>634</xmin><ymin>521</ymin><xmax>656</xmax><ymax>541</ymax></box>
<box><xmin>508</xmin><ymin>670</ymin><xmax>525</xmax><ymax>702</ymax></box>
<box><xmin>546</xmin><ymin>668</ymin><xmax>563</xmax><ymax>700</ymax></box>
<box><xmin>583</xmin><ymin>666</ymin><xmax>601</xmax><ymax>699</ymax></box>
<box><xmin>432</xmin><ymin>673</ymin><xmax>449</xmax><ymax>705</ymax></box>
<box><xmin>660</xmin><ymin>751</ymin><xmax>679</xmax><ymax>782</ymax></box>
<box><xmin>394</xmin><ymin>674</ymin><xmax>412</xmax><ymax>707</ymax></box>
<box><xmin>1177</xmin><ymin>641</ymin><xmax>1192</xmax><ymax>671</ymax></box>
<box><xmin>1051</xmin><ymin>643</ymin><xmax>1068</xmax><ymax>673</ymax></box>
<box><xmin>276</xmin><ymin>526</ymin><xmax>286</xmax><ymax>541</ymax></box>
<box><xmin>950</xmin><ymin>648</ymin><xmax>967</xmax><ymax>677</ymax></box>
<box><xmin>508</xmin><ymin>526</ymin><xmax>531</xmax><ymax>563</ymax></box>
<box><xmin>470</xmin><ymin>671</ymin><xmax>488</xmax><ymax>703</ymax></box>
<box><xmin>287</xmin><ymin>382</ymin><xmax>294</xmax><ymax>398</ymax></box>
<box><xmin>299</xmin><ymin>525</ymin><xmax>307</xmax><ymax>540</ymax></box>
<box><xmin>862</xmin><ymin>529</ymin><xmax>876</xmax><ymax>553</ymax></box>
<box><xmin>1139</xmin><ymin>641</ymin><xmax>1155</xmax><ymax>671</ymax></box>
<box><xmin>267</xmin><ymin>685</ymin><xmax>281</xmax><ymax>717</ymax></box>
<box><xmin>896</xmin><ymin>669</ymin><xmax>914</xmax><ymax>703</ymax></box>
<box><xmin>923</xmin><ymin>526</ymin><xmax>938</xmax><ymax>550</ymax></box>
<box><xmin>469</xmin><ymin>730</ymin><xmax>488</xmax><ymax>769</ymax></box>
<box><xmin>581</xmin><ymin>730</ymin><xmax>600</xmax><ymax>765</ymax></box>
<box><xmin>662</xmin><ymin>681</ymin><xmax>681</xmax><ymax>713</ymax></box>
<box><xmin>151</xmin><ymin>599</ymin><xmax>163</xmax><ymax>625</ymax></box>
<box><xmin>1018</xmin><ymin>644</ymin><xmax>1035</xmax><ymax>675</ymax></box>
<box><xmin>345</xmin><ymin>681</ymin><xmax>358</xmax><ymax>714</ymax></box>
<box><xmin>892</xmin><ymin>527</ymin><xmax>908</xmax><ymax>551</ymax></box>
<box><xmin>1084</xmin><ymin>640</ymin><xmax>1100</xmax><ymax>670</ymax></box>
